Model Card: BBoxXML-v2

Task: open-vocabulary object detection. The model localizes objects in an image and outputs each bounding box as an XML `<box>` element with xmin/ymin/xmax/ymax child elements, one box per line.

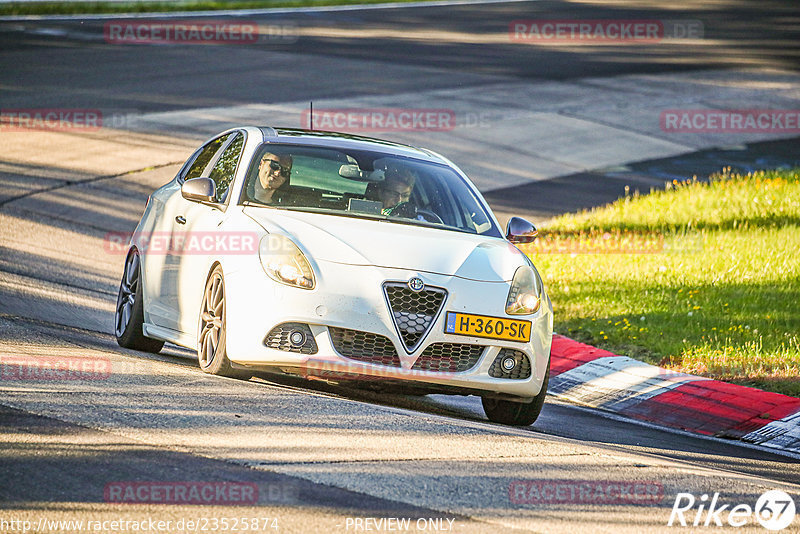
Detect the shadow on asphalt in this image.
<box><xmin>485</xmin><ymin>136</ymin><xmax>800</xmax><ymax>224</ymax></box>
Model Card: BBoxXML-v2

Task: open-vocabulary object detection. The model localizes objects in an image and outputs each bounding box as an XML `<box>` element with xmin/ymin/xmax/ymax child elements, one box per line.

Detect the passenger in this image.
<box><xmin>253</xmin><ymin>153</ymin><xmax>292</xmax><ymax>204</ymax></box>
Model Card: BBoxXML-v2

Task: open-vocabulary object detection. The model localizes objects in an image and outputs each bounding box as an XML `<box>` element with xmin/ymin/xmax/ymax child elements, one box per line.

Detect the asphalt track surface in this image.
<box><xmin>1</xmin><ymin>0</ymin><xmax>800</xmax><ymax>532</ymax></box>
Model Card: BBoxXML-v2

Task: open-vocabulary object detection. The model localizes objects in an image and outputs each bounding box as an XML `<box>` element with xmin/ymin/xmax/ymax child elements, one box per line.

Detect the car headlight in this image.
<box><xmin>506</xmin><ymin>265</ymin><xmax>542</xmax><ymax>315</ymax></box>
<box><xmin>259</xmin><ymin>234</ymin><xmax>315</xmax><ymax>289</ymax></box>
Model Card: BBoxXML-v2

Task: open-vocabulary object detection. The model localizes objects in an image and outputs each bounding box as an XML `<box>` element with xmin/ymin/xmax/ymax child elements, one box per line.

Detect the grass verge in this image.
<box><xmin>0</xmin><ymin>0</ymin><xmax>419</xmax><ymax>17</ymax></box>
<box><xmin>519</xmin><ymin>167</ymin><xmax>800</xmax><ymax>397</ymax></box>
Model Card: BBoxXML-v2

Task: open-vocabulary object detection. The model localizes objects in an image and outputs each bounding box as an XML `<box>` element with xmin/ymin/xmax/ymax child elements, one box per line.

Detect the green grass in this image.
<box><xmin>520</xmin><ymin>168</ymin><xmax>800</xmax><ymax>396</ymax></box>
<box><xmin>0</xmin><ymin>0</ymin><xmax>418</xmax><ymax>16</ymax></box>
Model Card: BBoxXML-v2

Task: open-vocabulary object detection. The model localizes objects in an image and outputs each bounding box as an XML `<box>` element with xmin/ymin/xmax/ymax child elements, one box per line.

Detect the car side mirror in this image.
<box><xmin>181</xmin><ymin>177</ymin><xmax>216</xmax><ymax>203</ymax></box>
<box><xmin>506</xmin><ymin>216</ymin><xmax>538</xmax><ymax>244</ymax></box>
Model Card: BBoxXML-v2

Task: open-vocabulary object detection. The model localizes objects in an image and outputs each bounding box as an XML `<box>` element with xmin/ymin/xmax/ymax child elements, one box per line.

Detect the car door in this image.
<box><xmin>147</xmin><ymin>132</ymin><xmax>234</xmax><ymax>331</ymax></box>
<box><xmin>174</xmin><ymin>131</ymin><xmax>246</xmax><ymax>337</ymax></box>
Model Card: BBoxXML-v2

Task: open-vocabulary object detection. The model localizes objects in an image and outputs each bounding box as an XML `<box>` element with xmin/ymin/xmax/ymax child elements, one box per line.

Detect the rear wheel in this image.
<box><xmin>482</xmin><ymin>357</ymin><xmax>549</xmax><ymax>426</ymax></box>
<box><xmin>198</xmin><ymin>266</ymin><xmax>248</xmax><ymax>378</ymax></box>
<box><xmin>114</xmin><ymin>249</ymin><xmax>164</xmax><ymax>352</ymax></box>
<box><xmin>115</xmin><ymin>249</ymin><xmax>164</xmax><ymax>353</ymax></box>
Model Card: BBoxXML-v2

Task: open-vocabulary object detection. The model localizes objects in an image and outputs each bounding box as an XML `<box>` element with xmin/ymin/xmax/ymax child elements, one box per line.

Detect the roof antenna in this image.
<box><xmin>309</xmin><ymin>101</ymin><xmax>313</xmax><ymax>131</ymax></box>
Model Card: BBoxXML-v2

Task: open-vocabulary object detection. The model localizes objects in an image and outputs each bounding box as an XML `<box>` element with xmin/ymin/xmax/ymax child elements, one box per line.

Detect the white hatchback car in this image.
<box><xmin>115</xmin><ymin>127</ymin><xmax>553</xmax><ymax>425</ymax></box>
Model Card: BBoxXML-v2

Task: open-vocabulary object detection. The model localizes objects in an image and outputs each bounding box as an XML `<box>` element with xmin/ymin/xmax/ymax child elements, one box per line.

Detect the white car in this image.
<box><xmin>115</xmin><ymin>127</ymin><xmax>553</xmax><ymax>425</ymax></box>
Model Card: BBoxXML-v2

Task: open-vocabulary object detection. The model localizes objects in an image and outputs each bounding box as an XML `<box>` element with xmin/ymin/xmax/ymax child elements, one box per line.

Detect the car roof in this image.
<box><xmin>256</xmin><ymin>127</ymin><xmax>446</xmax><ymax>164</ymax></box>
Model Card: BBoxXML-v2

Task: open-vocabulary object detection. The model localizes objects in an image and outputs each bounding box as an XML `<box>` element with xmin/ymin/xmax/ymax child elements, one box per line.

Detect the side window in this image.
<box><xmin>183</xmin><ymin>133</ymin><xmax>232</xmax><ymax>182</ymax></box>
<box><xmin>208</xmin><ymin>132</ymin><xmax>244</xmax><ymax>203</ymax></box>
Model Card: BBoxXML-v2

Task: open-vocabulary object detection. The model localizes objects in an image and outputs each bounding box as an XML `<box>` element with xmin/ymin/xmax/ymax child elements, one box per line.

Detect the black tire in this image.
<box><xmin>115</xmin><ymin>249</ymin><xmax>164</xmax><ymax>353</ymax></box>
<box><xmin>197</xmin><ymin>265</ymin><xmax>248</xmax><ymax>378</ymax></box>
<box><xmin>482</xmin><ymin>357</ymin><xmax>550</xmax><ymax>426</ymax></box>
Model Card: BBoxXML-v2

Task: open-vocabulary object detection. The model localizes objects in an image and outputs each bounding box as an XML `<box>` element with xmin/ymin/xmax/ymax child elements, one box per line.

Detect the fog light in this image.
<box><xmin>289</xmin><ymin>330</ymin><xmax>306</xmax><ymax>347</ymax></box>
<box><xmin>501</xmin><ymin>356</ymin><xmax>517</xmax><ymax>371</ymax></box>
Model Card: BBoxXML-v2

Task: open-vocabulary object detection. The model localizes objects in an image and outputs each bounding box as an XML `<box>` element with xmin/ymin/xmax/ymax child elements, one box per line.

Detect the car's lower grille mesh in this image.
<box><xmin>329</xmin><ymin>327</ymin><xmax>401</xmax><ymax>367</ymax></box>
<box><xmin>264</xmin><ymin>323</ymin><xmax>317</xmax><ymax>354</ymax></box>
<box><xmin>384</xmin><ymin>283</ymin><xmax>446</xmax><ymax>352</ymax></box>
<box><xmin>488</xmin><ymin>348</ymin><xmax>531</xmax><ymax>379</ymax></box>
<box><xmin>412</xmin><ymin>343</ymin><xmax>485</xmax><ymax>373</ymax></box>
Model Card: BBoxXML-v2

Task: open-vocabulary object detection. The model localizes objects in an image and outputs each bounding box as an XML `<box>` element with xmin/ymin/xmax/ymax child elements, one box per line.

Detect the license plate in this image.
<box><xmin>444</xmin><ymin>312</ymin><xmax>531</xmax><ymax>343</ymax></box>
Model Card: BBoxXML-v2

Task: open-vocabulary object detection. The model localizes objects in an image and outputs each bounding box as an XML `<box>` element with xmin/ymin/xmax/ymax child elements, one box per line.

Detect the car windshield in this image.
<box><xmin>241</xmin><ymin>144</ymin><xmax>501</xmax><ymax>237</ymax></box>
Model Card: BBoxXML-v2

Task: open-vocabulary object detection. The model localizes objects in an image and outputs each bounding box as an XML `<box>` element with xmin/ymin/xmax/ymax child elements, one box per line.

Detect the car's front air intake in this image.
<box><xmin>329</xmin><ymin>327</ymin><xmax>401</xmax><ymax>367</ymax></box>
<box><xmin>412</xmin><ymin>343</ymin><xmax>485</xmax><ymax>373</ymax></box>
<box><xmin>383</xmin><ymin>282</ymin><xmax>447</xmax><ymax>353</ymax></box>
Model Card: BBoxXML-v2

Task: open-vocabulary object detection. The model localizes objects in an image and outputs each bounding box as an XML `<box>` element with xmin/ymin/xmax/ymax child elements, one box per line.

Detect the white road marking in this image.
<box><xmin>549</xmin><ymin>355</ymin><xmax>709</xmax><ymax>411</ymax></box>
<box><xmin>744</xmin><ymin>411</ymin><xmax>800</xmax><ymax>453</ymax></box>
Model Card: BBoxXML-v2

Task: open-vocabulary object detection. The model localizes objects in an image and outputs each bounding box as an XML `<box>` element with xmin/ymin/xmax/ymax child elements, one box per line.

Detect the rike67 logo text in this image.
<box><xmin>668</xmin><ymin>490</ymin><xmax>796</xmax><ymax>531</ymax></box>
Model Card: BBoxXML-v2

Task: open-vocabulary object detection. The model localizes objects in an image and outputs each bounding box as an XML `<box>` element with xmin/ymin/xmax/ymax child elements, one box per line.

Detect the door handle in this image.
<box><xmin>175</xmin><ymin>216</ymin><xmax>186</xmax><ymax>225</ymax></box>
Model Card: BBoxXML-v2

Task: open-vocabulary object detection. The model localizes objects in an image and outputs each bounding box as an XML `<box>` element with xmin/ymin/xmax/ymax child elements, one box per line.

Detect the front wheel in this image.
<box><xmin>115</xmin><ymin>249</ymin><xmax>164</xmax><ymax>353</ymax></box>
<box><xmin>197</xmin><ymin>265</ymin><xmax>248</xmax><ymax>378</ymax></box>
<box><xmin>482</xmin><ymin>357</ymin><xmax>549</xmax><ymax>426</ymax></box>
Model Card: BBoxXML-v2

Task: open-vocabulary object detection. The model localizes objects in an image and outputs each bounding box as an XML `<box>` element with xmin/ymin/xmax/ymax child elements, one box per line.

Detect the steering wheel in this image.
<box><xmin>416</xmin><ymin>209</ymin><xmax>444</xmax><ymax>224</ymax></box>
<box><xmin>386</xmin><ymin>201</ymin><xmax>417</xmax><ymax>219</ymax></box>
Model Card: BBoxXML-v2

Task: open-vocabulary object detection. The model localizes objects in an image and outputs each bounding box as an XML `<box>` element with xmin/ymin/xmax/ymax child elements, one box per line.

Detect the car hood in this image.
<box><xmin>243</xmin><ymin>208</ymin><xmax>525</xmax><ymax>282</ymax></box>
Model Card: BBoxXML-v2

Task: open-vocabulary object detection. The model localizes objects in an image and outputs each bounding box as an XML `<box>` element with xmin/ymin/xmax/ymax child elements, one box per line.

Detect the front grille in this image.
<box><xmin>264</xmin><ymin>323</ymin><xmax>317</xmax><ymax>354</ymax></box>
<box><xmin>384</xmin><ymin>282</ymin><xmax>446</xmax><ymax>352</ymax></box>
<box><xmin>329</xmin><ymin>327</ymin><xmax>401</xmax><ymax>367</ymax></box>
<box><xmin>488</xmin><ymin>348</ymin><xmax>532</xmax><ymax>379</ymax></box>
<box><xmin>412</xmin><ymin>343</ymin><xmax>485</xmax><ymax>373</ymax></box>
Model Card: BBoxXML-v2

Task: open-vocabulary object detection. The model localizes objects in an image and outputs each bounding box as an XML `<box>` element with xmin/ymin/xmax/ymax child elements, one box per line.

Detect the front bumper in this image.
<box><xmin>224</xmin><ymin>259</ymin><xmax>552</xmax><ymax>398</ymax></box>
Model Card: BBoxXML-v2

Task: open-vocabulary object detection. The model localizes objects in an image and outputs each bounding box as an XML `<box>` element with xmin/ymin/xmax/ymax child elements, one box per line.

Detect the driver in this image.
<box><xmin>374</xmin><ymin>167</ymin><xmax>415</xmax><ymax>215</ymax></box>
